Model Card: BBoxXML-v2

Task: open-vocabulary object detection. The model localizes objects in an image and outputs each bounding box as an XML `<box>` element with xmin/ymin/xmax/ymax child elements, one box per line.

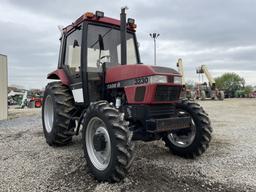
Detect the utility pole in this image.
<box><xmin>150</xmin><ymin>33</ymin><xmax>160</xmax><ymax>65</ymax></box>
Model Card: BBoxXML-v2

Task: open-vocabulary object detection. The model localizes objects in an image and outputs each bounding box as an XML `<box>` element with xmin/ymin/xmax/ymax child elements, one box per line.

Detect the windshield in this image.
<box><xmin>87</xmin><ymin>24</ymin><xmax>138</xmax><ymax>70</ymax></box>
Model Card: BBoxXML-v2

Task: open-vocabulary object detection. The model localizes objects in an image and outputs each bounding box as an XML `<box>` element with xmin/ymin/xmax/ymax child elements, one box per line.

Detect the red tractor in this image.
<box><xmin>42</xmin><ymin>8</ymin><xmax>212</xmax><ymax>182</ymax></box>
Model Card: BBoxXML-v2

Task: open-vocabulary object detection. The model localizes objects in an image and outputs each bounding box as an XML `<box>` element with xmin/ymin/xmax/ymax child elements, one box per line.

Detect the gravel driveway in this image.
<box><xmin>0</xmin><ymin>99</ymin><xmax>255</xmax><ymax>192</ymax></box>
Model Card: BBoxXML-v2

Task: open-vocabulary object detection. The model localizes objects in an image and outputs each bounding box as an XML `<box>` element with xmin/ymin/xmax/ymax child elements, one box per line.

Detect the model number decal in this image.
<box><xmin>135</xmin><ymin>77</ymin><xmax>149</xmax><ymax>85</ymax></box>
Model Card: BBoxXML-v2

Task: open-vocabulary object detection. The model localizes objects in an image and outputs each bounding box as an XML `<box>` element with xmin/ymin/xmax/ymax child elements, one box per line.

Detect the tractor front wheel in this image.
<box><xmin>82</xmin><ymin>101</ymin><xmax>135</xmax><ymax>182</ymax></box>
<box><xmin>163</xmin><ymin>100</ymin><xmax>212</xmax><ymax>158</ymax></box>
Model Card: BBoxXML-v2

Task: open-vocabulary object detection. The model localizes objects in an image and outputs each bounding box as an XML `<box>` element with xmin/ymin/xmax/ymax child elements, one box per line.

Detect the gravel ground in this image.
<box><xmin>8</xmin><ymin>107</ymin><xmax>40</xmax><ymax>119</ymax></box>
<box><xmin>0</xmin><ymin>99</ymin><xmax>256</xmax><ymax>192</ymax></box>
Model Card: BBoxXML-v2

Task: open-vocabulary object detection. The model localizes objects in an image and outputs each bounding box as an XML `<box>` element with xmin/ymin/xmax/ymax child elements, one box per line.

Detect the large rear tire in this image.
<box><xmin>42</xmin><ymin>82</ymin><xmax>76</xmax><ymax>146</ymax></box>
<box><xmin>82</xmin><ymin>101</ymin><xmax>134</xmax><ymax>182</ymax></box>
<box><xmin>163</xmin><ymin>100</ymin><xmax>212</xmax><ymax>158</ymax></box>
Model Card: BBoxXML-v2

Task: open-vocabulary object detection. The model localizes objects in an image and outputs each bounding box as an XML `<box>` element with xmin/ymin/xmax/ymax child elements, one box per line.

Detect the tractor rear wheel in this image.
<box><xmin>42</xmin><ymin>82</ymin><xmax>75</xmax><ymax>146</ymax></box>
<box><xmin>163</xmin><ymin>100</ymin><xmax>212</xmax><ymax>158</ymax></box>
<box><xmin>82</xmin><ymin>101</ymin><xmax>134</xmax><ymax>182</ymax></box>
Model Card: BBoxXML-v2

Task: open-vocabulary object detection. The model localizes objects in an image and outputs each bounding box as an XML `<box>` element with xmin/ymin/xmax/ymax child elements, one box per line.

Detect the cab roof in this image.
<box><xmin>63</xmin><ymin>11</ymin><xmax>136</xmax><ymax>33</ymax></box>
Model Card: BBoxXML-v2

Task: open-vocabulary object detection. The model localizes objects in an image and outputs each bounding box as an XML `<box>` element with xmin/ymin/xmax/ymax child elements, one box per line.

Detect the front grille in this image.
<box><xmin>148</xmin><ymin>105</ymin><xmax>176</xmax><ymax>117</ymax></box>
<box><xmin>128</xmin><ymin>104</ymin><xmax>176</xmax><ymax>122</ymax></box>
<box><xmin>155</xmin><ymin>85</ymin><xmax>181</xmax><ymax>101</ymax></box>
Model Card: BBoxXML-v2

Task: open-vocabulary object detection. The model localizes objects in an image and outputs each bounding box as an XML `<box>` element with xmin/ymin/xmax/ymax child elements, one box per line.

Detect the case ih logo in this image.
<box><xmin>107</xmin><ymin>82</ymin><xmax>121</xmax><ymax>89</ymax></box>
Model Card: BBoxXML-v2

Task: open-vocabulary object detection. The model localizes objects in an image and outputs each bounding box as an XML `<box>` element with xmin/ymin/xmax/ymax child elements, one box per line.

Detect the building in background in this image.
<box><xmin>0</xmin><ymin>54</ymin><xmax>8</xmax><ymax>120</ymax></box>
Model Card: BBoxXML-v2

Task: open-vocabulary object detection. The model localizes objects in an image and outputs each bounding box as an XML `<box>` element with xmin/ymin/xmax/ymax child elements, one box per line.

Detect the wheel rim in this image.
<box><xmin>44</xmin><ymin>95</ymin><xmax>54</xmax><ymax>133</ymax></box>
<box><xmin>86</xmin><ymin>117</ymin><xmax>111</xmax><ymax>171</ymax></box>
<box><xmin>167</xmin><ymin>110</ymin><xmax>196</xmax><ymax>148</ymax></box>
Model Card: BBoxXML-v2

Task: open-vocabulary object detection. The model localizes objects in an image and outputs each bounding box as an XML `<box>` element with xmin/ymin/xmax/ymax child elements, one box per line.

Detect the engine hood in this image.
<box><xmin>105</xmin><ymin>64</ymin><xmax>180</xmax><ymax>83</ymax></box>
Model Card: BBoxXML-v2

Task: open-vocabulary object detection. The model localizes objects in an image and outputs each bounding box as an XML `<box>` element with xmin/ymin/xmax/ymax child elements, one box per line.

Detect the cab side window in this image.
<box><xmin>64</xmin><ymin>26</ymin><xmax>82</xmax><ymax>76</ymax></box>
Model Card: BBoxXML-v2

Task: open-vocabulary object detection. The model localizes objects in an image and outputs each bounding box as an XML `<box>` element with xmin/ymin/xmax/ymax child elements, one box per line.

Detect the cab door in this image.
<box><xmin>63</xmin><ymin>25</ymin><xmax>83</xmax><ymax>103</ymax></box>
<box><xmin>85</xmin><ymin>24</ymin><xmax>111</xmax><ymax>103</ymax></box>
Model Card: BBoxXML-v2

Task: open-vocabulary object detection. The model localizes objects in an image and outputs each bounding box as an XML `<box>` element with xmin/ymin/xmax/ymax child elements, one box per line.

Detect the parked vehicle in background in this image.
<box><xmin>176</xmin><ymin>58</ymin><xmax>195</xmax><ymax>100</ymax></box>
<box><xmin>8</xmin><ymin>89</ymin><xmax>44</xmax><ymax>108</ymax></box>
<box><xmin>195</xmin><ymin>65</ymin><xmax>224</xmax><ymax>100</ymax></box>
<box><xmin>27</xmin><ymin>90</ymin><xmax>44</xmax><ymax>108</ymax></box>
<box><xmin>27</xmin><ymin>97</ymin><xmax>43</xmax><ymax>108</ymax></box>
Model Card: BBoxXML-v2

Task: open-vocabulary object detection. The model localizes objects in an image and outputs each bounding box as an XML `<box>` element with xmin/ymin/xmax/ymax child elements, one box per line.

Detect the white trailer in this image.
<box><xmin>0</xmin><ymin>54</ymin><xmax>8</xmax><ymax>120</ymax></box>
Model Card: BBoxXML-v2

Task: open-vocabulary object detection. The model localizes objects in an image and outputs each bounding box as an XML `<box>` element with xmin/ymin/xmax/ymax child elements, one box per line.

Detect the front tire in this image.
<box><xmin>42</xmin><ymin>82</ymin><xmax>75</xmax><ymax>146</ymax></box>
<box><xmin>82</xmin><ymin>101</ymin><xmax>135</xmax><ymax>182</ymax></box>
<box><xmin>163</xmin><ymin>100</ymin><xmax>212</xmax><ymax>158</ymax></box>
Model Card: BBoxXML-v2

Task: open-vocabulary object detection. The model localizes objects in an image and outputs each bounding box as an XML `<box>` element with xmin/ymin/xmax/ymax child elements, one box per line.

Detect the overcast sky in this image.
<box><xmin>0</xmin><ymin>0</ymin><xmax>255</xmax><ymax>89</ymax></box>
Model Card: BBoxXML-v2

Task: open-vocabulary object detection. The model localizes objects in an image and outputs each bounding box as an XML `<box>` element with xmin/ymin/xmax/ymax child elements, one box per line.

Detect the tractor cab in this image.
<box><xmin>49</xmin><ymin>10</ymin><xmax>140</xmax><ymax>104</ymax></box>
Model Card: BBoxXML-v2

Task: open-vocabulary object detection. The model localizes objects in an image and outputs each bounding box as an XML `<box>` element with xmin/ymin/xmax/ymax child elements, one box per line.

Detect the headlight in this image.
<box><xmin>149</xmin><ymin>75</ymin><xmax>168</xmax><ymax>83</ymax></box>
<box><xmin>174</xmin><ymin>76</ymin><xmax>182</xmax><ymax>84</ymax></box>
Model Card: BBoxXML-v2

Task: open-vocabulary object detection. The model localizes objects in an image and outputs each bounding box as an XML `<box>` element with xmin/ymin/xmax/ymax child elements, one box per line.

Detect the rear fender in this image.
<box><xmin>47</xmin><ymin>69</ymin><xmax>70</xmax><ymax>86</ymax></box>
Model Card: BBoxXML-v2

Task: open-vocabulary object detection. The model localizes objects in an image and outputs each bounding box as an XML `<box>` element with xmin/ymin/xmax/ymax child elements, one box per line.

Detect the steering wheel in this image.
<box><xmin>97</xmin><ymin>55</ymin><xmax>111</xmax><ymax>68</ymax></box>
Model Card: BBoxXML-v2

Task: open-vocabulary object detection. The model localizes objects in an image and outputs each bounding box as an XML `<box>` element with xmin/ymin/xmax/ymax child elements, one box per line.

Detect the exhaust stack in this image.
<box><xmin>120</xmin><ymin>7</ymin><xmax>128</xmax><ymax>65</ymax></box>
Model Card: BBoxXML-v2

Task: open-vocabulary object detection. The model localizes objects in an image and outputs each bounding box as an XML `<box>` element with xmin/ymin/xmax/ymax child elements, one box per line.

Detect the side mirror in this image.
<box><xmin>73</xmin><ymin>40</ymin><xmax>79</xmax><ymax>48</ymax></box>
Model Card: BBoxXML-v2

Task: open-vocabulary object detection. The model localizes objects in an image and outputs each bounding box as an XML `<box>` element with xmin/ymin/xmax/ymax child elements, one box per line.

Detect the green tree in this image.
<box><xmin>215</xmin><ymin>73</ymin><xmax>245</xmax><ymax>97</ymax></box>
<box><xmin>243</xmin><ymin>85</ymin><xmax>253</xmax><ymax>97</ymax></box>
